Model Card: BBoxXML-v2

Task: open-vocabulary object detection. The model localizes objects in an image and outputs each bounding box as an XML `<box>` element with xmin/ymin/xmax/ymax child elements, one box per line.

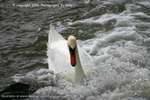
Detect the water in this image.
<box><xmin>1</xmin><ymin>0</ymin><xmax>150</xmax><ymax>100</ymax></box>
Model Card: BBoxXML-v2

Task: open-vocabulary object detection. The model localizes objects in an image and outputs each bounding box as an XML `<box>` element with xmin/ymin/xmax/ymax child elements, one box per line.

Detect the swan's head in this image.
<box><xmin>67</xmin><ymin>35</ymin><xmax>77</xmax><ymax>66</ymax></box>
<box><xmin>67</xmin><ymin>35</ymin><xmax>77</xmax><ymax>49</ymax></box>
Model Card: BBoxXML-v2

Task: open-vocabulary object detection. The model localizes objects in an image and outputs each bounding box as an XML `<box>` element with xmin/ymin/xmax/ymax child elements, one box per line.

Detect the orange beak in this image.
<box><xmin>68</xmin><ymin>46</ymin><xmax>76</xmax><ymax>66</ymax></box>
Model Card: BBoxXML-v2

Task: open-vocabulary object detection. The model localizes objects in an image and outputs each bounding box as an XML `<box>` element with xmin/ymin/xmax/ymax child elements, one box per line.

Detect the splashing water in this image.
<box><xmin>9</xmin><ymin>0</ymin><xmax>150</xmax><ymax>100</ymax></box>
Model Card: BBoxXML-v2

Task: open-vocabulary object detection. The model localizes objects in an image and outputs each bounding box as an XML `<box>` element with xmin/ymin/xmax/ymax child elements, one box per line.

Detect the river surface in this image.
<box><xmin>0</xmin><ymin>0</ymin><xmax>150</xmax><ymax>100</ymax></box>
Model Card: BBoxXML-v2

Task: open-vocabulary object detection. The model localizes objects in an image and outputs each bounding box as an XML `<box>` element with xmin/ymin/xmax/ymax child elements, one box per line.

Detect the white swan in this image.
<box><xmin>47</xmin><ymin>25</ymin><xmax>94</xmax><ymax>83</ymax></box>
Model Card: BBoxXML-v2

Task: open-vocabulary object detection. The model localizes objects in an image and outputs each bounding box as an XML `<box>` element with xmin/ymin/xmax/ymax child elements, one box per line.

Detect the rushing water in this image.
<box><xmin>0</xmin><ymin>0</ymin><xmax>150</xmax><ymax>100</ymax></box>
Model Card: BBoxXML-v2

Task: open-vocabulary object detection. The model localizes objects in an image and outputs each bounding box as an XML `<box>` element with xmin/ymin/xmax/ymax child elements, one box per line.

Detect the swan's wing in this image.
<box><xmin>47</xmin><ymin>25</ymin><xmax>74</xmax><ymax>74</ymax></box>
<box><xmin>48</xmin><ymin>25</ymin><xmax>65</xmax><ymax>46</ymax></box>
<box><xmin>77</xmin><ymin>41</ymin><xmax>95</xmax><ymax>68</ymax></box>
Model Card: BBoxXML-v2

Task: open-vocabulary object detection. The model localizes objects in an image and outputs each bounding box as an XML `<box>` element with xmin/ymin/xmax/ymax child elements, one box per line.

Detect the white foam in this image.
<box><xmin>18</xmin><ymin>1</ymin><xmax>150</xmax><ymax>99</ymax></box>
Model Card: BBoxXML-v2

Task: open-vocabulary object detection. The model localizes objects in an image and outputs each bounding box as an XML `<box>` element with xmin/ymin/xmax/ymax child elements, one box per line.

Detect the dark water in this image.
<box><xmin>0</xmin><ymin>5</ymin><xmax>48</xmax><ymax>90</ymax></box>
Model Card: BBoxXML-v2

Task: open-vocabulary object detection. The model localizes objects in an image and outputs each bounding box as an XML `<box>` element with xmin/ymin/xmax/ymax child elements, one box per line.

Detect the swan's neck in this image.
<box><xmin>74</xmin><ymin>47</ymin><xmax>85</xmax><ymax>83</ymax></box>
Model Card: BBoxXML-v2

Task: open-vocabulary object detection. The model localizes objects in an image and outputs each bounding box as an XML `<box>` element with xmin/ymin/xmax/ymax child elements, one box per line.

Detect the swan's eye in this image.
<box><xmin>68</xmin><ymin>45</ymin><xmax>76</xmax><ymax>54</ymax></box>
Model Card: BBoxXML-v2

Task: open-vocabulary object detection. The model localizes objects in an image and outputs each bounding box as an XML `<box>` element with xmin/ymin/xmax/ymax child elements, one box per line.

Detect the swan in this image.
<box><xmin>47</xmin><ymin>25</ymin><xmax>94</xmax><ymax>83</ymax></box>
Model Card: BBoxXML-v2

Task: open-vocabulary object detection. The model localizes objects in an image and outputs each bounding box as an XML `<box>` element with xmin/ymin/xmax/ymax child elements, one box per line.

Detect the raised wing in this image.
<box><xmin>48</xmin><ymin>25</ymin><xmax>65</xmax><ymax>46</ymax></box>
<box><xmin>77</xmin><ymin>41</ymin><xmax>95</xmax><ymax>69</ymax></box>
<box><xmin>47</xmin><ymin>25</ymin><xmax>74</xmax><ymax>74</ymax></box>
